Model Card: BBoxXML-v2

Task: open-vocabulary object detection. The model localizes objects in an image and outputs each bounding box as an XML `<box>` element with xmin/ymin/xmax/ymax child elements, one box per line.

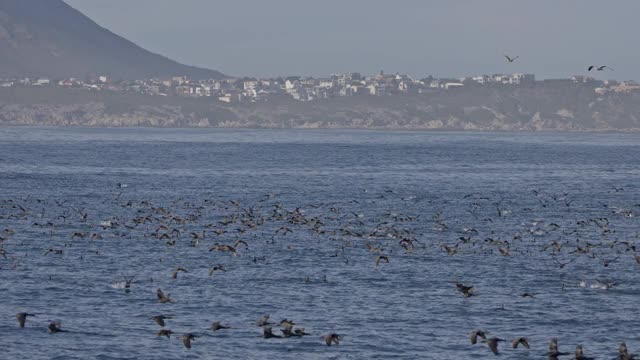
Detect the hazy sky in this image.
<box><xmin>64</xmin><ymin>0</ymin><xmax>640</xmax><ymax>80</ymax></box>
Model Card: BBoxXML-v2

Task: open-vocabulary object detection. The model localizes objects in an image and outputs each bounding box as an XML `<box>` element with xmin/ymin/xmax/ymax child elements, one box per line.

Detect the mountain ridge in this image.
<box><xmin>0</xmin><ymin>0</ymin><xmax>224</xmax><ymax>79</ymax></box>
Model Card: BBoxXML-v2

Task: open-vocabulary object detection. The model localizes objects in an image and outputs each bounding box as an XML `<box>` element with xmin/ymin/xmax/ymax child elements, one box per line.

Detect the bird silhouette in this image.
<box><xmin>210</xmin><ymin>321</ymin><xmax>230</xmax><ymax>331</ymax></box>
<box><xmin>156</xmin><ymin>288</ymin><xmax>173</xmax><ymax>303</ymax></box>
<box><xmin>256</xmin><ymin>314</ymin><xmax>272</xmax><ymax>327</ymax></box>
<box><xmin>323</xmin><ymin>333</ymin><xmax>341</xmax><ymax>346</ymax></box>
<box><xmin>470</xmin><ymin>330</ymin><xmax>487</xmax><ymax>344</ymax></box>
<box><xmin>182</xmin><ymin>333</ymin><xmax>197</xmax><ymax>349</ymax></box>
<box><xmin>504</xmin><ymin>54</ymin><xmax>520</xmax><ymax>63</ymax></box>
<box><xmin>588</xmin><ymin>65</ymin><xmax>614</xmax><ymax>71</ymax></box>
<box><xmin>512</xmin><ymin>337</ymin><xmax>529</xmax><ymax>349</ymax></box>
<box><xmin>157</xmin><ymin>329</ymin><xmax>173</xmax><ymax>338</ymax></box>
<box><xmin>151</xmin><ymin>315</ymin><xmax>172</xmax><ymax>327</ymax></box>
<box><xmin>48</xmin><ymin>321</ymin><xmax>66</xmax><ymax>334</ymax></box>
<box><xmin>483</xmin><ymin>337</ymin><xmax>504</xmax><ymax>354</ymax></box>
<box><xmin>16</xmin><ymin>312</ymin><xmax>35</xmax><ymax>328</ymax></box>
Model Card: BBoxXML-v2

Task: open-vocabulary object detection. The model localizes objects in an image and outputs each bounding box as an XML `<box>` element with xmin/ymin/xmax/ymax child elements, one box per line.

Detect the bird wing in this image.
<box><xmin>488</xmin><ymin>340</ymin><xmax>499</xmax><ymax>354</ymax></box>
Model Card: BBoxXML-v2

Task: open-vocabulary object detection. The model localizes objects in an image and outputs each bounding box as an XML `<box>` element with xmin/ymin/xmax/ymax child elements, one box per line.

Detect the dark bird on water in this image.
<box><xmin>619</xmin><ymin>342</ymin><xmax>636</xmax><ymax>360</ymax></box>
<box><xmin>548</xmin><ymin>338</ymin><xmax>570</xmax><ymax>358</ymax></box>
<box><xmin>256</xmin><ymin>314</ymin><xmax>272</xmax><ymax>327</ymax></box>
<box><xmin>263</xmin><ymin>326</ymin><xmax>281</xmax><ymax>339</ymax></box>
<box><xmin>323</xmin><ymin>333</ymin><xmax>341</xmax><ymax>346</ymax></box>
<box><xmin>157</xmin><ymin>329</ymin><xmax>173</xmax><ymax>338</ymax></box>
<box><xmin>16</xmin><ymin>312</ymin><xmax>35</xmax><ymax>328</ymax></box>
<box><xmin>574</xmin><ymin>345</ymin><xmax>594</xmax><ymax>360</ymax></box>
<box><xmin>210</xmin><ymin>321</ymin><xmax>230</xmax><ymax>331</ymax></box>
<box><xmin>48</xmin><ymin>321</ymin><xmax>66</xmax><ymax>334</ymax></box>
<box><xmin>456</xmin><ymin>283</ymin><xmax>475</xmax><ymax>297</ymax></box>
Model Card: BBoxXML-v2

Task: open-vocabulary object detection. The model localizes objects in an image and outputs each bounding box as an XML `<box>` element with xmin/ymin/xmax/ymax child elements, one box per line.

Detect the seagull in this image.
<box><xmin>504</xmin><ymin>54</ymin><xmax>519</xmax><ymax>63</ymax></box>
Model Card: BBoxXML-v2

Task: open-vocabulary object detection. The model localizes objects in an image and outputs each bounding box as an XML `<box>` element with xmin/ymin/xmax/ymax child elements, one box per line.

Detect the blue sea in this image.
<box><xmin>0</xmin><ymin>127</ymin><xmax>639</xmax><ymax>359</ymax></box>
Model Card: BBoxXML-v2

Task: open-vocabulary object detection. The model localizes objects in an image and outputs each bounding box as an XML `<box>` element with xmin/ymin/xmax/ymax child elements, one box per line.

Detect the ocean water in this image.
<box><xmin>0</xmin><ymin>127</ymin><xmax>639</xmax><ymax>359</ymax></box>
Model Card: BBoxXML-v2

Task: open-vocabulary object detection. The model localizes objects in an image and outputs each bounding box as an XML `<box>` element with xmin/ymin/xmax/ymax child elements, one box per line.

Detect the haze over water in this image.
<box><xmin>1</xmin><ymin>128</ymin><xmax>639</xmax><ymax>359</ymax></box>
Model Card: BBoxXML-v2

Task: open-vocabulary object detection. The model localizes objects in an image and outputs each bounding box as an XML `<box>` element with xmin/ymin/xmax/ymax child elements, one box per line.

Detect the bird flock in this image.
<box><xmin>504</xmin><ymin>54</ymin><xmax>614</xmax><ymax>73</ymax></box>
<box><xmin>1</xmin><ymin>182</ymin><xmax>639</xmax><ymax>357</ymax></box>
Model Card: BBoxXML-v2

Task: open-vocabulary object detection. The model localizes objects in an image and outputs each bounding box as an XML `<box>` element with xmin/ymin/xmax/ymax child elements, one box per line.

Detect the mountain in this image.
<box><xmin>0</xmin><ymin>0</ymin><xmax>224</xmax><ymax>79</ymax></box>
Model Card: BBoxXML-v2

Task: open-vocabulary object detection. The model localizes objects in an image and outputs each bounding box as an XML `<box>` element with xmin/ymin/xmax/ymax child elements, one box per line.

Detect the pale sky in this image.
<box><xmin>64</xmin><ymin>0</ymin><xmax>640</xmax><ymax>80</ymax></box>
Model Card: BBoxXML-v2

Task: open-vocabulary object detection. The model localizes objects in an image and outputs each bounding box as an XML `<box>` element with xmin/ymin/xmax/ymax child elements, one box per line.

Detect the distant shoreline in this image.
<box><xmin>1</xmin><ymin>86</ymin><xmax>640</xmax><ymax>132</ymax></box>
<box><xmin>1</xmin><ymin>124</ymin><xmax>638</xmax><ymax>135</ymax></box>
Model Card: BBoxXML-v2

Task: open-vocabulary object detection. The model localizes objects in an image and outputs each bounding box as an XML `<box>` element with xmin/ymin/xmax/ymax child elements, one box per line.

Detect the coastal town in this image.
<box><xmin>1</xmin><ymin>71</ymin><xmax>639</xmax><ymax>103</ymax></box>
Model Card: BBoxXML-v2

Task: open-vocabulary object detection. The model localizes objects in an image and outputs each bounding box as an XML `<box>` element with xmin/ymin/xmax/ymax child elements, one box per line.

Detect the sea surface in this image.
<box><xmin>0</xmin><ymin>127</ymin><xmax>639</xmax><ymax>359</ymax></box>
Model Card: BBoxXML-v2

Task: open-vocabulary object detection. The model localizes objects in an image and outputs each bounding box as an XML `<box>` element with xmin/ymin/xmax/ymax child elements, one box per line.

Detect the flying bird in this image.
<box><xmin>483</xmin><ymin>337</ymin><xmax>504</xmax><ymax>355</ymax></box>
<box><xmin>256</xmin><ymin>314</ymin><xmax>272</xmax><ymax>327</ymax></box>
<box><xmin>151</xmin><ymin>315</ymin><xmax>172</xmax><ymax>327</ymax></box>
<box><xmin>157</xmin><ymin>329</ymin><xmax>173</xmax><ymax>338</ymax></box>
<box><xmin>512</xmin><ymin>337</ymin><xmax>530</xmax><ymax>349</ymax></box>
<box><xmin>375</xmin><ymin>255</ymin><xmax>389</xmax><ymax>266</ymax></box>
<box><xmin>182</xmin><ymin>333</ymin><xmax>197</xmax><ymax>349</ymax></box>
<box><xmin>323</xmin><ymin>333</ymin><xmax>341</xmax><ymax>346</ymax></box>
<box><xmin>470</xmin><ymin>330</ymin><xmax>487</xmax><ymax>344</ymax></box>
<box><xmin>504</xmin><ymin>55</ymin><xmax>519</xmax><ymax>63</ymax></box>
<box><xmin>588</xmin><ymin>65</ymin><xmax>614</xmax><ymax>71</ymax></box>
<box><xmin>16</xmin><ymin>312</ymin><xmax>35</xmax><ymax>328</ymax></box>
<box><xmin>210</xmin><ymin>321</ymin><xmax>230</xmax><ymax>331</ymax></box>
